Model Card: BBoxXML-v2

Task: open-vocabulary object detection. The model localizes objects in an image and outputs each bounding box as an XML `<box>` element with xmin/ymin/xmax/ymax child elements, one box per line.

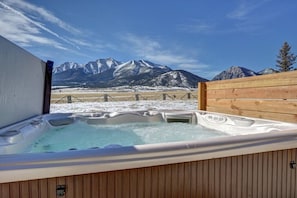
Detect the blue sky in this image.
<box><xmin>0</xmin><ymin>0</ymin><xmax>297</xmax><ymax>79</ymax></box>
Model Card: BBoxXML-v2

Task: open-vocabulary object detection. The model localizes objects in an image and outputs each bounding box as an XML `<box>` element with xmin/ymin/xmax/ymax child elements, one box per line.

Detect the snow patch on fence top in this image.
<box><xmin>50</xmin><ymin>100</ymin><xmax>197</xmax><ymax>113</ymax></box>
<box><xmin>52</xmin><ymin>86</ymin><xmax>196</xmax><ymax>93</ymax></box>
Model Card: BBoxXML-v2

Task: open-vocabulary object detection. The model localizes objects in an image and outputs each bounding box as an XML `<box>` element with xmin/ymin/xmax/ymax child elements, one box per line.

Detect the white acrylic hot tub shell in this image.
<box><xmin>1</xmin><ymin>110</ymin><xmax>297</xmax><ymax>183</ymax></box>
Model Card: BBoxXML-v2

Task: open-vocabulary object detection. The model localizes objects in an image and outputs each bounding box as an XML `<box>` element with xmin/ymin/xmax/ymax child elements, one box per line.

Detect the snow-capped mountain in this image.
<box><xmin>212</xmin><ymin>66</ymin><xmax>258</xmax><ymax>81</ymax></box>
<box><xmin>257</xmin><ymin>68</ymin><xmax>278</xmax><ymax>75</ymax></box>
<box><xmin>113</xmin><ymin>60</ymin><xmax>171</xmax><ymax>78</ymax></box>
<box><xmin>148</xmin><ymin>70</ymin><xmax>208</xmax><ymax>87</ymax></box>
<box><xmin>54</xmin><ymin>58</ymin><xmax>121</xmax><ymax>75</ymax></box>
<box><xmin>52</xmin><ymin>62</ymin><xmax>83</xmax><ymax>73</ymax></box>
<box><xmin>84</xmin><ymin>58</ymin><xmax>122</xmax><ymax>74</ymax></box>
<box><xmin>53</xmin><ymin>59</ymin><xmax>281</xmax><ymax>88</ymax></box>
<box><xmin>52</xmin><ymin>58</ymin><xmax>207</xmax><ymax>88</ymax></box>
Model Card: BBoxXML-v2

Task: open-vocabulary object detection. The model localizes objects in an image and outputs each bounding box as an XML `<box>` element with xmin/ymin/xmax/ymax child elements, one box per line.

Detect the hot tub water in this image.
<box><xmin>28</xmin><ymin>121</ymin><xmax>227</xmax><ymax>153</ymax></box>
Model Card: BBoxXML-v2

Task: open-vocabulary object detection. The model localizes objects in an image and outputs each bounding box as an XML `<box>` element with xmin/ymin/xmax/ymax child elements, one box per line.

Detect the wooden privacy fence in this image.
<box><xmin>198</xmin><ymin>70</ymin><xmax>297</xmax><ymax>123</ymax></box>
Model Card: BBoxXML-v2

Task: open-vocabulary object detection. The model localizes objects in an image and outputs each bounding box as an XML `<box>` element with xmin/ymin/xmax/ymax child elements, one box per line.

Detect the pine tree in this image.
<box><xmin>276</xmin><ymin>42</ymin><xmax>297</xmax><ymax>72</ymax></box>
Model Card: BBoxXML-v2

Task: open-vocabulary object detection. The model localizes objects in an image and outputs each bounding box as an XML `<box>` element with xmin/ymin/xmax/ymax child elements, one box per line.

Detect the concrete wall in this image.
<box><xmin>0</xmin><ymin>36</ymin><xmax>46</xmax><ymax>128</ymax></box>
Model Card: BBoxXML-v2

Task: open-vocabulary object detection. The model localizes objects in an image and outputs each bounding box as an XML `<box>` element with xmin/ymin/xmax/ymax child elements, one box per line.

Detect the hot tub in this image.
<box><xmin>1</xmin><ymin>110</ymin><xmax>297</xmax><ymax>183</ymax></box>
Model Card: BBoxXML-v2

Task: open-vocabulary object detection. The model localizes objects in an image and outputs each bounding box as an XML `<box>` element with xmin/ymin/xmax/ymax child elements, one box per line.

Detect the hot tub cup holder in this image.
<box><xmin>203</xmin><ymin>114</ymin><xmax>227</xmax><ymax>124</ymax></box>
<box><xmin>233</xmin><ymin>118</ymin><xmax>255</xmax><ymax>126</ymax></box>
<box><xmin>0</xmin><ymin>130</ymin><xmax>23</xmax><ymax>143</ymax></box>
<box><xmin>30</xmin><ymin>119</ymin><xmax>43</xmax><ymax>126</ymax></box>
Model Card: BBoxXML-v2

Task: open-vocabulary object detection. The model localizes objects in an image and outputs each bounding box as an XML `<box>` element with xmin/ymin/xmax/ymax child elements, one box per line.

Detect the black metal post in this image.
<box><xmin>43</xmin><ymin>60</ymin><xmax>53</xmax><ymax>114</ymax></box>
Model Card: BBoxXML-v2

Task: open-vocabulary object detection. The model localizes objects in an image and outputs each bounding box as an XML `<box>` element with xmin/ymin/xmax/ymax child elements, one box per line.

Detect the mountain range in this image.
<box><xmin>212</xmin><ymin>66</ymin><xmax>278</xmax><ymax>81</ymax></box>
<box><xmin>52</xmin><ymin>58</ymin><xmax>208</xmax><ymax>88</ymax></box>
<box><xmin>52</xmin><ymin>58</ymin><xmax>278</xmax><ymax>88</ymax></box>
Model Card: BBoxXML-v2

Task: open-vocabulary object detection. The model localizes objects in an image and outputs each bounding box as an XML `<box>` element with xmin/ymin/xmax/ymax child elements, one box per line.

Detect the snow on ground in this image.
<box><xmin>52</xmin><ymin>86</ymin><xmax>196</xmax><ymax>93</ymax></box>
<box><xmin>50</xmin><ymin>100</ymin><xmax>198</xmax><ymax>113</ymax></box>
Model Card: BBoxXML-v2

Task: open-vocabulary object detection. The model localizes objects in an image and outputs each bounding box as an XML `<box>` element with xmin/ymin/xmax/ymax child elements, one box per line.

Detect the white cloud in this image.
<box><xmin>0</xmin><ymin>0</ymin><xmax>85</xmax><ymax>50</ymax></box>
<box><xmin>0</xmin><ymin>0</ymin><xmax>114</xmax><ymax>60</ymax></box>
<box><xmin>119</xmin><ymin>33</ymin><xmax>209</xmax><ymax>74</ymax></box>
<box><xmin>227</xmin><ymin>0</ymin><xmax>270</xmax><ymax>20</ymax></box>
<box><xmin>224</xmin><ymin>0</ymin><xmax>275</xmax><ymax>34</ymax></box>
<box><xmin>0</xmin><ymin>6</ymin><xmax>67</xmax><ymax>50</ymax></box>
<box><xmin>3</xmin><ymin>0</ymin><xmax>81</xmax><ymax>34</ymax></box>
<box><xmin>178</xmin><ymin>19</ymin><xmax>214</xmax><ymax>33</ymax></box>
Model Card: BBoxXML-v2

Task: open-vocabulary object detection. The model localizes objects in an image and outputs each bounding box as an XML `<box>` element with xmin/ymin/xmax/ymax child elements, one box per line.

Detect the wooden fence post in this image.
<box><xmin>187</xmin><ymin>93</ymin><xmax>191</xmax><ymax>99</ymax></box>
<box><xmin>67</xmin><ymin>95</ymin><xmax>72</xmax><ymax>103</ymax></box>
<box><xmin>198</xmin><ymin>82</ymin><xmax>207</xmax><ymax>110</ymax></box>
<box><xmin>104</xmin><ymin>94</ymin><xmax>108</xmax><ymax>102</ymax></box>
<box><xmin>135</xmin><ymin>94</ymin><xmax>140</xmax><ymax>101</ymax></box>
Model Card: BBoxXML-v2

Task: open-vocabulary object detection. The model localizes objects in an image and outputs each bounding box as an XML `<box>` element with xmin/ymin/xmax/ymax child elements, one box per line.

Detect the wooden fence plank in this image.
<box><xmin>190</xmin><ymin>161</ymin><xmax>197</xmax><ymax>197</ymax></box>
<box><xmin>247</xmin><ymin>155</ymin><xmax>253</xmax><ymax>198</ymax></box>
<box><xmin>226</xmin><ymin>157</ymin><xmax>232</xmax><ymax>198</ymax></box>
<box><xmin>291</xmin><ymin>149</ymin><xmax>296</xmax><ymax>198</ymax></box>
<box><xmin>206</xmin><ymin>70</ymin><xmax>297</xmax><ymax>89</ymax></box>
<box><xmin>207</xmin><ymin>85</ymin><xmax>297</xmax><ymax>99</ymax></box>
<box><xmin>262</xmin><ymin>152</ymin><xmax>268</xmax><ymax>198</ymax></box>
<box><xmin>91</xmin><ymin>174</ymin><xmax>99</xmax><ymax>198</ymax></box>
<box><xmin>202</xmin><ymin>160</ymin><xmax>209</xmax><ymax>198</ymax></box>
<box><xmin>107</xmin><ymin>172</ymin><xmax>115</xmax><ymax>198</ymax></box>
<box><xmin>272</xmin><ymin>151</ymin><xmax>278</xmax><ymax>198</ymax></box>
<box><xmin>220</xmin><ymin>158</ymin><xmax>226</xmax><ymax>198</ymax></box>
<box><xmin>230</xmin><ymin>157</ymin><xmax>238</xmax><ymax>198</ymax></box>
<box><xmin>1</xmin><ymin>183</ymin><xmax>9</xmax><ymax>198</ymax></box>
<box><xmin>207</xmin><ymin>106</ymin><xmax>297</xmax><ymax>123</ymax></box>
<box><xmin>83</xmin><ymin>174</ymin><xmax>91</xmax><ymax>198</ymax></box>
<box><xmin>164</xmin><ymin>164</ymin><xmax>172</xmax><ymax>198</ymax></box>
<box><xmin>144</xmin><ymin>167</ymin><xmax>152</xmax><ymax>198</ymax></box>
<box><xmin>151</xmin><ymin>167</ymin><xmax>158</xmax><ymax>198</ymax></box>
<box><xmin>242</xmin><ymin>155</ymin><xmax>248</xmax><ymax>198</ymax></box>
<box><xmin>184</xmin><ymin>162</ymin><xmax>191</xmax><ymax>198</ymax></box>
<box><xmin>208</xmin><ymin>159</ymin><xmax>215</xmax><ymax>198</ymax></box>
<box><xmin>252</xmin><ymin>154</ymin><xmax>258</xmax><ymax>198</ymax></box>
<box><xmin>207</xmin><ymin>98</ymin><xmax>297</xmax><ymax>115</ymax></box>
<box><xmin>214</xmin><ymin>158</ymin><xmax>221</xmax><ymax>198</ymax></box>
<box><xmin>236</xmin><ymin>156</ymin><xmax>242</xmax><ymax>198</ymax></box>
<box><xmin>267</xmin><ymin>152</ymin><xmax>273</xmax><ymax>198</ymax></box>
<box><xmin>29</xmin><ymin>180</ymin><xmax>39</xmax><ymax>198</ymax></box>
<box><xmin>137</xmin><ymin>169</ymin><xmax>145</xmax><ymax>198</ymax></box>
<box><xmin>99</xmin><ymin>172</ymin><xmax>107</xmax><ymax>198</ymax></box>
<box><xmin>38</xmin><ymin>179</ymin><xmax>48</xmax><ymax>198</ymax></box>
<box><xmin>196</xmin><ymin>161</ymin><xmax>203</xmax><ymax>198</ymax></box>
<box><xmin>177</xmin><ymin>163</ymin><xmax>185</xmax><ymax>198</ymax></box>
<box><xmin>114</xmin><ymin>170</ymin><xmax>122</xmax><ymax>198</ymax></box>
<box><xmin>20</xmin><ymin>181</ymin><xmax>29</xmax><ymax>198</ymax></box>
<box><xmin>282</xmin><ymin>150</ymin><xmax>288</xmax><ymax>198</ymax></box>
<box><xmin>65</xmin><ymin>176</ymin><xmax>74</xmax><ymax>198</ymax></box>
<box><xmin>122</xmin><ymin>170</ymin><xmax>129</xmax><ymax>198</ymax></box>
<box><xmin>294</xmin><ymin>149</ymin><xmax>297</xmax><ymax>198</ymax></box>
<box><xmin>74</xmin><ymin>175</ymin><xmax>82</xmax><ymax>198</ymax></box>
<box><xmin>277</xmin><ymin>151</ymin><xmax>283</xmax><ymax>197</ymax></box>
<box><xmin>158</xmin><ymin>166</ymin><xmax>166</xmax><ymax>198</ymax></box>
<box><xmin>198</xmin><ymin>82</ymin><xmax>207</xmax><ymax>110</ymax></box>
<box><xmin>257</xmin><ymin>153</ymin><xmax>263</xmax><ymax>198</ymax></box>
<box><xmin>9</xmin><ymin>182</ymin><xmax>20</xmax><ymax>198</ymax></box>
<box><xmin>47</xmin><ymin>178</ymin><xmax>56</xmax><ymax>198</ymax></box>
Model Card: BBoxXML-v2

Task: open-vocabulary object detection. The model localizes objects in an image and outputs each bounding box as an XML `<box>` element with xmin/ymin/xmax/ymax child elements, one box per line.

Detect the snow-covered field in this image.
<box><xmin>50</xmin><ymin>100</ymin><xmax>198</xmax><ymax>113</ymax></box>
